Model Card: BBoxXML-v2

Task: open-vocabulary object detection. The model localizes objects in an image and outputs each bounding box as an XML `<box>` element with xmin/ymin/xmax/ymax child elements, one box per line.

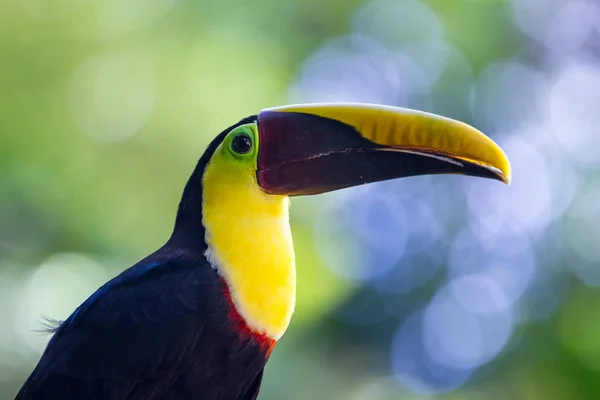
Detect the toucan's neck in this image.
<box><xmin>170</xmin><ymin>161</ymin><xmax>209</xmax><ymax>252</ymax></box>
<box><xmin>172</xmin><ymin>162</ymin><xmax>296</xmax><ymax>341</ymax></box>
<box><xmin>201</xmin><ymin>160</ymin><xmax>296</xmax><ymax>341</ymax></box>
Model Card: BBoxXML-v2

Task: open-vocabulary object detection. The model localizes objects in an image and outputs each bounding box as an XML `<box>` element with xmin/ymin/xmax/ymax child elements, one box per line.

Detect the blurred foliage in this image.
<box><xmin>2</xmin><ymin>0</ymin><xmax>600</xmax><ymax>399</ymax></box>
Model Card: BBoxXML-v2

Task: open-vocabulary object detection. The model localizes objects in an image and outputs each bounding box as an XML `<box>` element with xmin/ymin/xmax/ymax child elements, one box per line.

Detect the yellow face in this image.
<box><xmin>201</xmin><ymin>123</ymin><xmax>296</xmax><ymax>341</ymax></box>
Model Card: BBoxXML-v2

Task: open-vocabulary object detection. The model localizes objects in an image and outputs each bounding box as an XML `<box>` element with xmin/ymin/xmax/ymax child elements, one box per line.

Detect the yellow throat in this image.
<box><xmin>201</xmin><ymin>145</ymin><xmax>296</xmax><ymax>341</ymax></box>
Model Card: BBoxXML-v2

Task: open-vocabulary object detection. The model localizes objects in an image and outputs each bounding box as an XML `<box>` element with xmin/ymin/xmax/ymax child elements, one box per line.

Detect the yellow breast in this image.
<box><xmin>202</xmin><ymin>153</ymin><xmax>296</xmax><ymax>341</ymax></box>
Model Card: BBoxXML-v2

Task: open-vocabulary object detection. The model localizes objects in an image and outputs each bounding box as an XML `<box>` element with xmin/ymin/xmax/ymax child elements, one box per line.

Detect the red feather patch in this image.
<box><xmin>220</xmin><ymin>278</ymin><xmax>276</xmax><ymax>357</ymax></box>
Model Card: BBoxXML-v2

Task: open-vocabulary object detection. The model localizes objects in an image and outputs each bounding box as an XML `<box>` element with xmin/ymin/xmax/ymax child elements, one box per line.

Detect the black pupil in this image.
<box><xmin>232</xmin><ymin>134</ymin><xmax>252</xmax><ymax>154</ymax></box>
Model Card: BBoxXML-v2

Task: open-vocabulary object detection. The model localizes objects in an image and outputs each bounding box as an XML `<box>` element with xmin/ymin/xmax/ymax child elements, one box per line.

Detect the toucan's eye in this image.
<box><xmin>231</xmin><ymin>134</ymin><xmax>252</xmax><ymax>154</ymax></box>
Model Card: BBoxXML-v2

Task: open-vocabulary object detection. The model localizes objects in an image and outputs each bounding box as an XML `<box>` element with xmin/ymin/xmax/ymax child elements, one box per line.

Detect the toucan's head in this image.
<box><xmin>179</xmin><ymin>103</ymin><xmax>511</xmax><ymax>343</ymax></box>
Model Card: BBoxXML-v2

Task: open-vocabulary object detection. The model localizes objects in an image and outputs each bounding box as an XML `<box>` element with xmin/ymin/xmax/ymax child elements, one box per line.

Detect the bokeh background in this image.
<box><xmin>1</xmin><ymin>0</ymin><xmax>599</xmax><ymax>398</ymax></box>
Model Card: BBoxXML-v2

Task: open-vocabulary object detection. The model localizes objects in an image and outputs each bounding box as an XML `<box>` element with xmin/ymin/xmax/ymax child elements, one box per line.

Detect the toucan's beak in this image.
<box><xmin>256</xmin><ymin>103</ymin><xmax>511</xmax><ymax>196</ymax></box>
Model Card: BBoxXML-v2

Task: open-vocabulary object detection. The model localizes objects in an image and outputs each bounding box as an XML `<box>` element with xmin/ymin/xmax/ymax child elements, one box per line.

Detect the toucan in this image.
<box><xmin>16</xmin><ymin>103</ymin><xmax>510</xmax><ymax>400</ymax></box>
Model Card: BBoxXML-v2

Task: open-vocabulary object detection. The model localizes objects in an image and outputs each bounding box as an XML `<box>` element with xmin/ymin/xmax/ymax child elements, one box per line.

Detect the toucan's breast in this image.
<box><xmin>201</xmin><ymin>144</ymin><xmax>297</xmax><ymax>341</ymax></box>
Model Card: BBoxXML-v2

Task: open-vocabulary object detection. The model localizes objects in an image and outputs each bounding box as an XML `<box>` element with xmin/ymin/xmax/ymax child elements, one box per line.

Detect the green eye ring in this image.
<box><xmin>226</xmin><ymin>124</ymin><xmax>257</xmax><ymax>159</ymax></box>
<box><xmin>231</xmin><ymin>133</ymin><xmax>252</xmax><ymax>154</ymax></box>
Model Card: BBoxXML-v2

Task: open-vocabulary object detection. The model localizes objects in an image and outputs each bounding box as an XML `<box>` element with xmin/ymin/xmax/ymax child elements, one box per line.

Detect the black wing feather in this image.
<box><xmin>243</xmin><ymin>368</ymin><xmax>265</xmax><ymax>400</ymax></box>
<box><xmin>16</xmin><ymin>253</ymin><xmax>225</xmax><ymax>400</ymax></box>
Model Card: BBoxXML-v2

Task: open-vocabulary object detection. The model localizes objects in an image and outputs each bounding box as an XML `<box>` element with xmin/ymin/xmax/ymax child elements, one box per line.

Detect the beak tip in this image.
<box><xmin>501</xmin><ymin>157</ymin><xmax>512</xmax><ymax>186</ymax></box>
<box><xmin>488</xmin><ymin>145</ymin><xmax>511</xmax><ymax>186</ymax></box>
<box><xmin>496</xmin><ymin>163</ymin><xmax>511</xmax><ymax>185</ymax></box>
<box><xmin>497</xmin><ymin>165</ymin><xmax>511</xmax><ymax>186</ymax></box>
